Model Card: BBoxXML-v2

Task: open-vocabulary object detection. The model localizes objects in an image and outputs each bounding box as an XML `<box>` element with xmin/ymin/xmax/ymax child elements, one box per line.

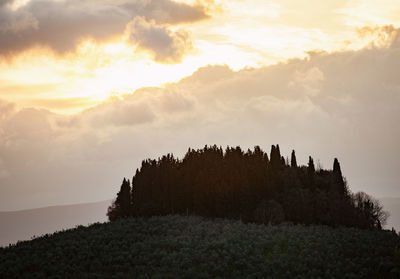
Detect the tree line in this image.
<box><xmin>108</xmin><ymin>145</ymin><xmax>388</xmax><ymax>229</ymax></box>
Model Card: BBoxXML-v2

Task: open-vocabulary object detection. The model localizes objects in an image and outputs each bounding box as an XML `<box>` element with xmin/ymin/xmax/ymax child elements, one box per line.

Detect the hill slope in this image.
<box><xmin>1</xmin><ymin>215</ymin><xmax>399</xmax><ymax>279</ymax></box>
<box><xmin>0</xmin><ymin>200</ymin><xmax>110</xmax><ymax>247</ymax></box>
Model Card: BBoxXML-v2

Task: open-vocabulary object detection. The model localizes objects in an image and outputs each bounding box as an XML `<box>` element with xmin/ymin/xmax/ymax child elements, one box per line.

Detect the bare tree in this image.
<box><xmin>353</xmin><ymin>192</ymin><xmax>389</xmax><ymax>229</ymax></box>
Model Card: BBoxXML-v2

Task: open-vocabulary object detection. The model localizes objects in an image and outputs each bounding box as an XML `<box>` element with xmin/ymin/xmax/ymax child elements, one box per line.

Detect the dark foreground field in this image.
<box><xmin>1</xmin><ymin>215</ymin><xmax>399</xmax><ymax>279</ymax></box>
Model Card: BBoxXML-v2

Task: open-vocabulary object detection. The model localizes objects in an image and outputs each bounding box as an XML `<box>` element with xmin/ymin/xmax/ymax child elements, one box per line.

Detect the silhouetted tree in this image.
<box><xmin>107</xmin><ymin>178</ymin><xmax>131</xmax><ymax>221</ymax></box>
<box><xmin>353</xmin><ymin>191</ymin><xmax>389</xmax><ymax>229</ymax></box>
<box><xmin>308</xmin><ymin>156</ymin><xmax>315</xmax><ymax>175</ymax></box>
<box><xmin>269</xmin><ymin>145</ymin><xmax>278</xmax><ymax>170</ymax></box>
<box><xmin>332</xmin><ymin>158</ymin><xmax>347</xmax><ymax>197</ymax></box>
<box><xmin>107</xmin><ymin>145</ymin><xmax>388</xmax><ymax>230</ymax></box>
<box><xmin>307</xmin><ymin>156</ymin><xmax>315</xmax><ymax>189</ymax></box>
<box><xmin>291</xmin><ymin>150</ymin><xmax>297</xmax><ymax>168</ymax></box>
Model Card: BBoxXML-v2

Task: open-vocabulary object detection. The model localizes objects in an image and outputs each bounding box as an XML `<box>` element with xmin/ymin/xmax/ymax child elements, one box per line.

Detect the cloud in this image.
<box><xmin>0</xmin><ymin>0</ymin><xmax>12</xmax><ymax>7</ymax></box>
<box><xmin>356</xmin><ymin>25</ymin><xmax>400</xmax><ymax>48</ymax></box>
<box><xmin>289</xmin><ymin>66</ymin><xmax>325</xmax><ymax>96</ymax></box>
<box><xmin>0</xmin><ymin>99</ymin><xmax>15</xmax><ymax>122</ymax></box>
<box><xmin>0</xmin><ymin>0</ymin><xmax>208</xmax><ymax>56</ymax></box>
<box><xmin>126</xmin><ymin>17</ymin><xmax>192</xmax><ymax>63</ymax></box>
<box><xmin>2</xmin><ymin>107</ymin><xmax>54</xmax><ymax>145</ymax></box>
<box><xmin>122</xmin><ymin>0</ymin><xmax>210</xmax><ymax>24</ymax></box>
<box><xmin>86</xmin><ymin>97</ymin><xmax>157</xmax><ymax>127</ymax></box>
<box><xmin>27</xmin><ymin>98</ymin><xmax>94</xmax><ymax>111</ymax></box>
<box><xmin>1</xmin><ymin>35</ymin><xmax>400</xmax><ymax>210</ymax></box>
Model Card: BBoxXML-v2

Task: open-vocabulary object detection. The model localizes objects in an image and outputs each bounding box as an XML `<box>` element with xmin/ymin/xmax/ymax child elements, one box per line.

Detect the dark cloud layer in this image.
<box><xmin>122</xmin><ymin>0</ymin><xmax>209</xmax><ymax>24</ymax></box>
<box><xmin>0</xmin><ymin>0</ymin><xmax>208</xmax><ymax>56</ymax></box>
<box><xmin>127</xmin><ymin>17</ymin><xmax>191</xmax><ymax>62</ymax></box>
<box><xmin>0</xmin><ymin>0</ymin><xmax>10</xmax><ymax>7</ymax></box>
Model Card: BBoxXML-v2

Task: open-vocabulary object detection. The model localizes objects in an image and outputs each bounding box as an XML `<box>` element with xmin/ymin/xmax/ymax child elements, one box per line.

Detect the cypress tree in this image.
<box><xmin>307</xmin><ymin>156</ymin><xmax>315</xmax><ymax>188</ymax></box>
<box><xmin>270</xmin><ymin>145</ymin><xmax>276</xmax><ymax>159</ymax></box>
<box><xmin>107</xmin><ymin>178</ymin><xmax>131</xmax><ymax>221</ymax></box>
<box><xmin>333</xmin><ymin>158</ymin><xmax>342</xmax><ymax>178</ymax></box>
<box><xmin>291</xmin><ymin>150</ymin><xmax>297</xmax><ymax>168</ymax></box>
<box><xmin>332</xmin><ymin>158</ymin><xmax>346</xmax><ymax>197</ymax></box>
<box><xmin>276</xmin><ymin>144</ymin><xmax>282</xmax><ymax>162</ymax></box>
<box><xmin>270</xmin><ymin>145</ymin><xmax>281</xmax><ymax>170</ymax></box>
<box><xmin>308</xmin><ymin>156</ymin><xmax>315</xmax><ymax>174</ymax></box>
<box><xmin>131</xmin><ymin>169</ymin><xmax>139</xmax><ymax>216</ymax></box>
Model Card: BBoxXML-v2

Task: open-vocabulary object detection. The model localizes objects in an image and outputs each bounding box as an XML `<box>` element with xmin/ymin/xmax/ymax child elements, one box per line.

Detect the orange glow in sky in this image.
<box><xmin>1</xmin><ymin>0</ymin><xmax>400</xmax><ymax>113</ymax></box>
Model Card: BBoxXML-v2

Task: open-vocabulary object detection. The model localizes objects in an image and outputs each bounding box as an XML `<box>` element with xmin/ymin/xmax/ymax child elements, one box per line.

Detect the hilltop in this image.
<box><xmin>0</xmin><ymin>215</ymin><xmax>399</xmax><ymax>278</ymax></box>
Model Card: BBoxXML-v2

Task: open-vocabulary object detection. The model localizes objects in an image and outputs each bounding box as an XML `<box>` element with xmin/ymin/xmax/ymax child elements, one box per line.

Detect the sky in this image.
<box><xmin>0</xmin><ymin>0</ymin><xmax>399</xmax><ymax>210</ymax></box>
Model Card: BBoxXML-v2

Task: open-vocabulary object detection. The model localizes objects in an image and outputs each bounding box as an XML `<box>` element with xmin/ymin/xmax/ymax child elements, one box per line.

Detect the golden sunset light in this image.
<box><xmin>1</xmin><ymin>1</ymin><xmax>400</xmax><ymax>270</ymax></box>
<box><xmin>1</xmin><ymin>0</ymin><xmax>400</xmax><ymax>113</ymax></box>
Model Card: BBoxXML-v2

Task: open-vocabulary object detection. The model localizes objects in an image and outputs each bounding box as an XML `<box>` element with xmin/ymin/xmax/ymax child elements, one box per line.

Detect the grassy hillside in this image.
<box><xmin>1</xmin><ymin>215</ymin><xmax>399</xmax><ymax>279</ymax></box>
<box><xmin>0</xmin><ymin>200</ymin><xmax>110</xmax><ymax>247</ymax></box>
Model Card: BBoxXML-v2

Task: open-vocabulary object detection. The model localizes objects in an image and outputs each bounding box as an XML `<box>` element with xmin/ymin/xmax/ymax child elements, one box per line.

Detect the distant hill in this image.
<box><xmin>0</xmin><ymin>200</ymin><xmax>110</xmax><ymax>247</ymax></box>
<box><xmin>381</xmin><ymin>197</ymin><xmax>400</xmax><ymax>232</ymax></box>
<box><xmin>0</xmin><ymin>215</ymin><xmax>399</xmax><ymax>278</ymax></box>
